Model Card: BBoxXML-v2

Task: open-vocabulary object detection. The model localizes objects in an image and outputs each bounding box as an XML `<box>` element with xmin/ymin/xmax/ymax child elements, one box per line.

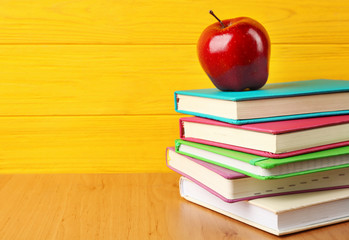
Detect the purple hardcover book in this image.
<box><xmin>166</xmin><ymin>147</ymin><xmax>349</xmax><ymax>203</ymax></box>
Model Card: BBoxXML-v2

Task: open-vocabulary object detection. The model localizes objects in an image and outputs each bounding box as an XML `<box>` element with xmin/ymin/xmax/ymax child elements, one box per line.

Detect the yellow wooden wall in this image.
<box><xmin>0</xmin><ymin>0</ymin><xmax>349</xmax><ymax>173</ymax></box>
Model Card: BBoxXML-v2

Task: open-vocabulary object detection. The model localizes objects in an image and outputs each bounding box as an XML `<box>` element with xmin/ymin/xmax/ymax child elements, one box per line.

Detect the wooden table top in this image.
<box><xmin>0</xmin><ymin>173</ymin><xmax>348</xmax><ymax>239</ymax></box>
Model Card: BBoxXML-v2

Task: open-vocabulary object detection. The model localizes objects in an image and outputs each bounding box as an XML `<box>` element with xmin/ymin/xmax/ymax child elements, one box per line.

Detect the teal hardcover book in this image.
<box><xmin>175</xmin><ymin>139</ymin><xmax>349</xmax><ymax>180</ymax></box>
<box><xmin>174</xmin><ymin>79</ymin><xmax>349</xmax><ymax>124</ymax></box>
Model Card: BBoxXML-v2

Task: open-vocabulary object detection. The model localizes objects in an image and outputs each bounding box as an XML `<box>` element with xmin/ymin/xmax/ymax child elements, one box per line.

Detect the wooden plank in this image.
<box><xmin>0</xmin><ymin>173</ymin><xmax>349</xmax><ymax>239</ymax></box>
<box><xmin>0</xmin><ymin>0</ymin><xmax>348</xmax><ymax>44</ymax></box>
<box><xmin>0</xmin><ymin>44</ymin><xmax>348</xmax><ymax>116</ymax></box>
<box><xmin>0</xmin><ymin>115</ymin><xmax>180</xmax><ymax>173</ymax></box>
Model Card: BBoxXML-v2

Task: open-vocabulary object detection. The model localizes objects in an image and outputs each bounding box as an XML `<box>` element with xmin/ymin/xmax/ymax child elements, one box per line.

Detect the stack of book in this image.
<box><xmin>166</xmin><ymin>79</ymin><xmax>349</xmax><ymax>235</ymax></box>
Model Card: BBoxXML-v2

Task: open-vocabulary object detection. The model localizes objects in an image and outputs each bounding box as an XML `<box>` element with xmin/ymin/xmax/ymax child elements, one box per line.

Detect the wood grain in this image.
<box><xmin>0</xmin><ymin>0</ymin><xmax>348</xmax><ymax>44</ymax></box>
<box><xmin>0</xmin><ymin>173</ymin><xmax>348</xmax><ymax>239</ymax></box>
<box><xmin>0</xmin><ymin>0</ymin><xmax>348</xmax><ymax>173</ymax></box>
<box><xmin>0</xmin><ymin>115</ymin><xmax>180</xmax><ymax>173</ymax></box>
<box><xmin>0</xmin><ymin>44</ymin><xmax>348</xmax><ymax>116</ymax></box>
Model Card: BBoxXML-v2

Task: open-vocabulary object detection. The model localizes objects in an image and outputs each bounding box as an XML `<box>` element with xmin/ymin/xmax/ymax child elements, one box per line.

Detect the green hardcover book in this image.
<box><xmin>175</xmin><ymin>139</ymin><xmax>349</xmax><ymax>179</ymax></box>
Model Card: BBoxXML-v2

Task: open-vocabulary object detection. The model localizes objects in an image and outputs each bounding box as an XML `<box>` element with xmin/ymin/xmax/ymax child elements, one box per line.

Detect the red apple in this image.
<box><xmin>197</xmin><ymin>11</ymin><xmax>271</xmax><ymax>91</ymax></box>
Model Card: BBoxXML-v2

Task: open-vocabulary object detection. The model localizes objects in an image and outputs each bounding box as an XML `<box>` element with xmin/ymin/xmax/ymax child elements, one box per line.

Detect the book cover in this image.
<box><xmin>175</xmin><ymin>79</ymin><xmax>349</xmax><ymax>124</ymax></box>
<box><xmin>167</xmin><ymin>147</ymin><xmax>349</xmax><ymax>203</ymax></box>
<box><xmin>180</xmin><ymin>116</ymin><xmax>349</xmax><ymax>158</ymax></box>
<box><xmin>176</xmin><ymin>79</ymin><xmax>349</xmax><ymax>101</ymax></box>
<box><xmin>175</xmin><ymin>139</ymin><xmax>349</xmax><ymax>179</ymax></box>
<box><xmin>167</xmin><ymin>147</ymin><xmax>246</xmax><ymax>180</ymax></box>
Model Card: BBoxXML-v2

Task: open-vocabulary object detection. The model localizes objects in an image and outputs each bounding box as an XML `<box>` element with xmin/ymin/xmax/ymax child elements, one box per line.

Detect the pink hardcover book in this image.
<box><xmin>166</xmin><ymin>147</ymin><xmax>349</xmax><ymax>203</ymax></box>
<box><xmin>179</xmin><ymin>115</ymin><xmax>349</xmax><ymax>158</ymax></box>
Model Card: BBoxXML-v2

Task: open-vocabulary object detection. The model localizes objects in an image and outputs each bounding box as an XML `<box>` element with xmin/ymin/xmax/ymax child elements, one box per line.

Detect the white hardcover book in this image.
<box><xmin>179</xmin><ymin>177</ymin><xmax>349</xmax><ymax>236</ymax></box>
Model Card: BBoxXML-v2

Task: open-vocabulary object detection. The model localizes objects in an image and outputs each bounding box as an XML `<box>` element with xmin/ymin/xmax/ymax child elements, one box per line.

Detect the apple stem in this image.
<box><xmin>209</xmin><ymin>10</ymin><xmax>225</xmax><ymax>28</ymax></box>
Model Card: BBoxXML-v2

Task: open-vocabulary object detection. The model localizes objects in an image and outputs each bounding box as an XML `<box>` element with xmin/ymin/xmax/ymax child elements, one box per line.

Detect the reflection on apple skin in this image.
<box><xmin>209</xmin><ymin>34</ymin><xmax>233</xmax><ymax>54</ymax></box>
